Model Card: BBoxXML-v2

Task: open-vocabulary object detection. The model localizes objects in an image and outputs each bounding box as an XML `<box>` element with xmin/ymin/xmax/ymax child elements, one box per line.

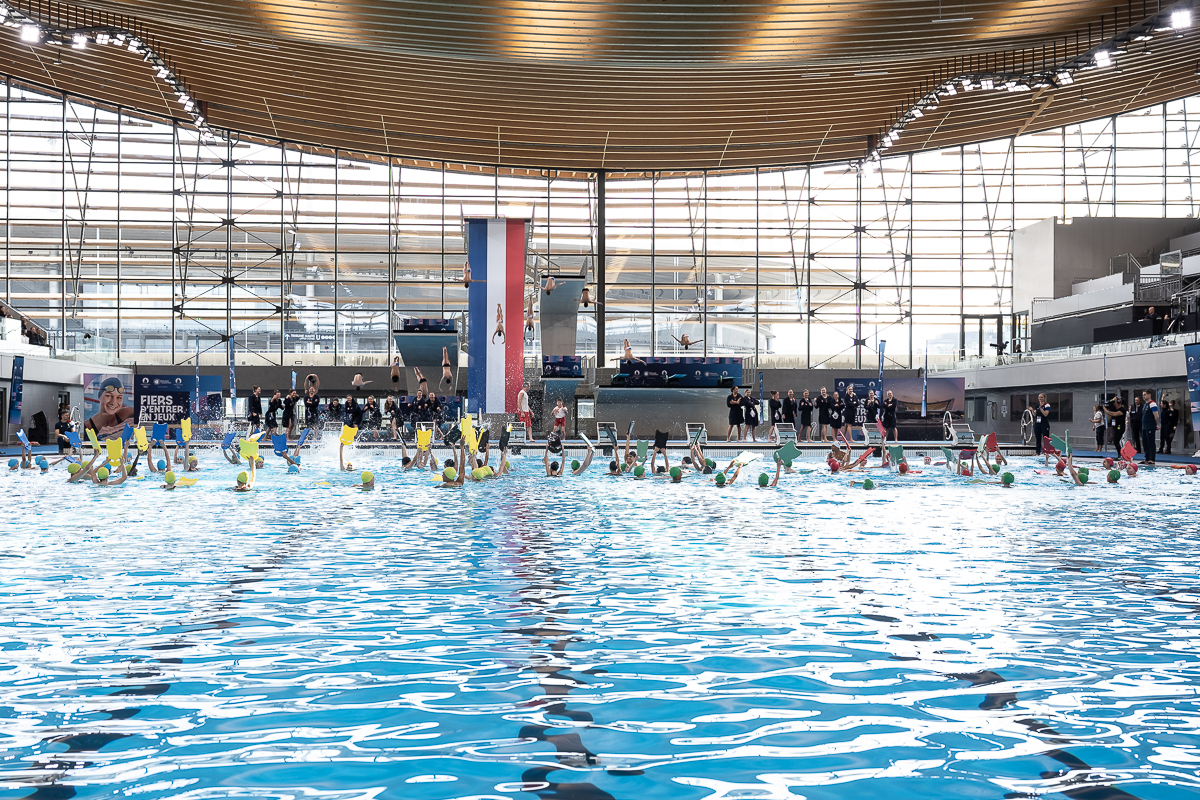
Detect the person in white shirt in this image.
<box><xmin>552</xmin><ymin>398</ymin><xmax>568</xmax><ymax>436</ymax></box>
<box><xmin>517</xmin><ymin>385</ymin><xmax>532</xmax><ymax>434</ymax></box>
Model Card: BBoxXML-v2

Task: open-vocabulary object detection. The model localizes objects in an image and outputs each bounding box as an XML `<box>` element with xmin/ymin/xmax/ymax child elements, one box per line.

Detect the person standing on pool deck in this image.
<box><xmin>767</xmin><ymin>390</ymin><xmax>783</xmax><ymax>443</ymax></box>
<box><xmin>782</xmin><ymin>389</ymin><xmax>798</xmax><ymax>436</ymax></box>
<box><xmin>1129</xmin><ymin>394</ymin><xmax>1143</xmax><ymax>454</ymax></box>
<box><xmin>551</xmin><ymin>398</ymin><xmax>568</xmax><ymax>437</ymax></box>
<box><xmin>726</xmin><ymin>385</ymin><xmax>744</xmax><ymax>441</ymax></box>
<box><xmin>815</xmin><ymin>387</ymin><xmax>834</xmax><ymax>442</ymax></box>
<box><xmin>1141</xmin><ymin>390</ymin><xmax>1160</xmax><ymax>465</ymax></box>
<box><xmin>798</xmin><ymin>389</ymin><xmax>813</xmax><ymax>442</ymax></box>
<box><xmin>828</xmin><ymin>391</ymin><xmax>845</xmax><ymax>446</ymax></box>
<box><xmin>1104</xmin><ymin>395</ymin><xmax>1126</xmax><ymax>450</ymax></box>
<box><xmin>1160</xmin><ymin>399</ymin><xmax>1179</xmax><ymax>455</ymax></box>
<box><xmin>743</xmin><ymin>393</ymin><xmax>760</xmax><ymax>442</ymax></box>
<box><xmin>282</xmin><ymin>390</ymin><xmax>298</xmax><ymax>438</ymax></box>
<box><xmin>1032</xmin><ymin>393</ymin><xmax>1051</xmax><ymax>455</ymax></box>
<box><xmin>264</xmin><ymin>390</ymin><xmax>282</xmax><ymax>434</ymax></box>
<box><xmin>1092</xmin><ymin>403</ymin><xmax>1106</xmax><ymax>452</ymax></box>
<box><xmin>247</xmin><ymin>385</ymin><xmax>263</xmax><ymax>429</ymax></box>
<box><xmin>881</xmin><ymin>389</ymin><xmax>899</xmax><ymax>443</ymax></box>
<box><xmin>517</xmin><ymin>384</ymin><xmax>533</xmax><ymax>436</ymax></box>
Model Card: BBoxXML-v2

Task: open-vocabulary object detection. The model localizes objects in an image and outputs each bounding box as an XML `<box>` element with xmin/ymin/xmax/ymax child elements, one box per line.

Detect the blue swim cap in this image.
<box><xmin>157</xmin><ymin>459</ymin><xmax>167</xmax><ymax>470</ymax></box>
<box><xmin>7</xmin><ymin>458</ymin><xmax>17</xmax><ymax>468</ymax></box>
<box><xmin>293</xmin><ymin>455</ymin><xmax>302</xmax><ymax>465</ymax></box>
<box><xmin>287</xmin><ymin>464</ymin><xmax>300</xmax><ymax>474</ymax></box>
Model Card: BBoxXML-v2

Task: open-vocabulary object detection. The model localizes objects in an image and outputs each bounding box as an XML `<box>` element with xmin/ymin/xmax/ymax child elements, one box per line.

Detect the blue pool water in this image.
<box><xmin>1</xmin><ymin>448</ymin><xmax>1198</xmax><ymax>799</ymax></box>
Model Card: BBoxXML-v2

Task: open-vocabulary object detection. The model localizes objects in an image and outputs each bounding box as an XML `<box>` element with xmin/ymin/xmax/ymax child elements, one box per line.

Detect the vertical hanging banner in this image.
<box><xmin>877</xmin><ymin>340</ymin><xmax>886</xmax><ymax>400</ymax></box>
<box><xmin>1186</xmin><ymin>343</ymin><xmax>1200</xmax><ymax>442</ymax></box>
<box><xmin>227</xmin><ymin>338</ymin><xmax>237</xmax><ymax>418</ymax></box>
<box><xmin>194</xmin><ymin>336</ymin><xmax>201</xmax><ymax>417</ymax></box>
<box><xmin>8</xmin><ymin>356</ymin><xmax>25</xmax><ymax>427</ymax></box>
<box><xmin>466</xmin><ymin>218</ymin><xmax>527</xmax><ymax>414</ymax></box>
<box><xmin>921</xmin><ymin>346</ymin><xmax>928</xmax><ymax>418</ymax></box>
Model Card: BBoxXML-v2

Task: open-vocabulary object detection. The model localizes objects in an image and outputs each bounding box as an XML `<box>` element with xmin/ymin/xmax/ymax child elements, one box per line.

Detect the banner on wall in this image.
<box><xmin>82</xmin><ymin>372</ymin><xmax>136</xmax><ymax>438</ymax></box>
<box><xmin>834</xmin><ymin>375</ymin><xmax>965</xmax><ymax>440</ymax></box>
<box><xmin>8</xmin><ymin>356</ymin><xmax>24</xmax><ymax>427</ymax></box>
<box><xmin>1186</xmin><ymin>343</ymin><xmax>1200</xmax><ymax>440</ymax></box>
<box><xmin>134</xmin><ymin>374</ymin><xmax>224</xmax><ymax>424</ymax></box>
<box><xmin>466</xmin><ymin>217</ymin><xmax>527</xmax><ymax>414</ymax></box>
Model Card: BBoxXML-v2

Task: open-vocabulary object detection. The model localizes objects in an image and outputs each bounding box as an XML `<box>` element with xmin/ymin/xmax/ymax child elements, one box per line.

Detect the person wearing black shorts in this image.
<box><xmin>247</xmin><ymin>385</ymin><xmax>263</xmax><ymax>428</ymax></box>
<box><xmin>726</xmin><ymin>386</ymin><xmax>744</xmax><ymax>442</ymax></box>
<box><xmin>798</xmin><ymin>389</ymin><xmax>814</xmax><ymax>442</ymax></box>
<box><xmin>282</xmin><ymin>390</ymin><xmax>298</xmax><ymax>437</ymax></box>
<box><xmin>265</xmin><ymin>390</ymin><xmax>282</xmax><ymax>434</ymax></box>
<box><xmin>304</xmin><ymin>387</ymin><xmax>321</xmax><ymax>429</ymax></box>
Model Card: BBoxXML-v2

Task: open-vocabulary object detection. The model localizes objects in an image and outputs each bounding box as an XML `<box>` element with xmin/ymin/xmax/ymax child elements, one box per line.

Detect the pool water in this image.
<box><xmin>1</xmin><ymin>448</ymin><xmax>1198</xmax><ymax>800</ymax></box>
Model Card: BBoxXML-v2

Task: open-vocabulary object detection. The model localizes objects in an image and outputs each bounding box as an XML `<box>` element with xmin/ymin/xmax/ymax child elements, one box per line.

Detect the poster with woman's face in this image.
<box><xmin>82</xmin><ymin>373</ymin><xmax>136</xmax><ymax>438</ymax></box>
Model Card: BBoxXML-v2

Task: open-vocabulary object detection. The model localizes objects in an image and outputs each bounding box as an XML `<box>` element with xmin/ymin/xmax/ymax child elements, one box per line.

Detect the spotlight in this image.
<box><xmin>183</xmin><ymin>100</ymin><xmax>194</xmax><ymax>111</ymax></box>
<box><xmin>95</xmin><ymin>32</ymin><xmax>109</xmax><ymax>44</ymax></box>
<box><xmin>961</xmin><ymin>78</ymin><xmax>974</xmax><ymax>91</ymax></box>
<box><xmin>20</xmin><ymin>24</ymin><xmax>40</xmax><ymax>43</ymax></box>
<box><xmin>911</xmin><ymin>106</ymin><xmax>924</xmax><ymax>118</ymax></box>
<box><xmin>1173</xmin><ymin>8</ymin><xmax>1192</xmax><ymax>29</ymax></box>
<box><xmin>890</xmin><ymin>129</ymin><xmax>900</xmax><ymax>139</ymax></box>
<box><xmin>71</xmin><ymin>33</ymin><xmax>86</xmax><ymax>49</ymax></box>
<box><xmin>1005</xmin><ymin>79</ymin><xmax>1019</xmax><ymax>91</ymax></box>
<box><xmin>980</xmin><ymin>77</ymin><xmax>994</xmax><ymax>90</ymax></box>
<box><xmin>1094</xmin><ymin>50</ymin><xmax>1112</xmax><ymax>67</ymax></box>
<box><xmin>1057</xmin><ymin>71</ymin><xmax>1074</xmax><ymax>85</ymax></box>
<box><xmin>0</xmin><ymin>8</ymin><xmax>8</xmax><ymax>21</ymax></box>
<box><xmin>944</xmin><ymin>83</ymin><xmax>958</xmax><ymax>96</ymax></box>
<box><xmin>114</xmin><ymin>33</ymin><xmax>125</xmax><ymax>44</ymax></box>
<box><xmin>156</xmin><ymin>67</ymin><xmax>169</xmax><ymax>78</ymax></box>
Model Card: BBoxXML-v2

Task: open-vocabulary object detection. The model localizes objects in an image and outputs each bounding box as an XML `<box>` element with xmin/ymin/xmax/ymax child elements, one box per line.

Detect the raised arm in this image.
<box><xmin>771</xmin><ymin>458</ymin><xmax>783</xmax><ymax>487</ymax></box>
<box><xmin>339</xmin><ymin>442</ymin><xmax>346</xmax><ymax>471</ymax></box>
<box><xmin>575</xmin><ymin>441</ymin><xmax>595</xmax><ymax>474</ymax></box>
<box><xmin>726</xmin><ymin>464</ymin><xmax>742</xmax><ymax>484</ymax></box>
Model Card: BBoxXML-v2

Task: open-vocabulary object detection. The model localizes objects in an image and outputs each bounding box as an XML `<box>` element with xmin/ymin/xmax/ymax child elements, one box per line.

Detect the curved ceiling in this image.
<box><xmin>2</xmin><ymin>0</ymin><xmax>1199</xmax><ymax>170</ymax></box>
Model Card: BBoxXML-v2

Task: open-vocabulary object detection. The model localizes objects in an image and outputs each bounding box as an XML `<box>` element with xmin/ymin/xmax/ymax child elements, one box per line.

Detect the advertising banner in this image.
<box><xmin>7</xmin><ymin>356</ymin><xmax>24</xmax><ymax>427</ymax></box>
<box><xmin>1186</xmin><ymin>343</ymin><xmax>1200</xmax><ymax>440</ymax></box>
<box><xmin>134</xmin><ymin>374</ymin><xmax>223</xmax><ymax>424</ymax></box>
<box><xmin>82</xmin><ymin>373</ymin><xmax>136</xmax><ymax>438</ymax></box>
<box><xmin>834</xmin><ymin>375</ymin><xmax>965</xmax><ymax>440</ymax></box>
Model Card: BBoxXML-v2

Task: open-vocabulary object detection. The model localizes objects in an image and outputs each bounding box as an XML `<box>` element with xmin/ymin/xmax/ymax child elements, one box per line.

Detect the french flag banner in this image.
<box><xmin>466</xmin><ymin>218</ymin><xmax>527</xmax><ymax>414</ymax></box>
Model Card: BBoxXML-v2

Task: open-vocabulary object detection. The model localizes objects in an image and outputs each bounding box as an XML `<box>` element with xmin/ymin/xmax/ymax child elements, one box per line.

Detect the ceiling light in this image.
<box><xmin>890</xmin><ymin>129</ymin><xmax>900</xmax><ymax>139</ymax></box>
<box><xmin>961</xmin><ymin>78</ymin><xmax>974</xmax><ymax>91</ymax></box>
<box><xmin>71</xmin><ymin>33</ymin><xmax>86</xmax><ymax>49</ymax></box>
<box><xmin>1173</xmin><ymin>8</ymin><xmax>1192</xmax><ymax>28</ymax></box>
<box><xmin>980</xmin><ymin>77</ymin><xmax>994</xmax><ymax>90</ymax></box>
<box><xmin>20</xmin><ymin>24</ymin><xmax>39</xmax><ymax>42</ymax></box>
<box><xmin>1094</xmin><ymin>50</ymin><xmax>1112</xmax><ymax>67</ymax></box>
<box><xmin>183</xmin><ymin>100</ymin><xmax>194</xmax><ymax>111</ymax></box>
<box><xmin>114</xmin><ymin>33</ymin><xmax>125</xmax><ymax>44</ymax></box>
<box><xmin>1057</xmin><ymin>71</ymin><xmax>1074</xmax><ymax>85</ymax></box>
<box><xmin>95</xmin><ymin>32</ymin><xmax>109</xmax><ymax>44</ymax></box>
<box><xmin>156</xmin><ymin>67</ymin><xmax>169</xmax><ymax>78</ymax></box>
<box><xmin>944</xmin><ymin>83</ymin><xmax>958</xmax><ymax>96</ymax></box>
<box><xmin>0</xmin><ymin>8</ymin><xmax>8</xmax><ymax>21</ymax></box>
<box><xmin>911</xmin><ymin>106</ymin><xmax>924</xmax><ymax>118</ymax></box>
<box><xmin>1005</xmin><ymin>80</ymin><xmax>1019</xmax><ymax>91</ymax></box>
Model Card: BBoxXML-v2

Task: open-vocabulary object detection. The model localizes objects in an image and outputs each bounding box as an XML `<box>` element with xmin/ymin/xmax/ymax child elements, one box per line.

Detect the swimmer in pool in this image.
<box><xmin>352</xmin><ymin>470</ymin><xmax>375</xmax><ymax>490</ymax></box>
<box><xmin>570</xmin><ymin>438</ymin><xmax>595</xmax><ymax>475</ymax></box>
<box><xmin>543</xmin><ymin>440</ymin><xmax>562</xmax><ymax>477</ymax></box>
<box><xmin>67</xmin><ymin>453</ymin><xmax>96</xmax><ymax>484</ymax></box>
<box><xmin>437</xmin><ymin>436</ymin><xmax>467</xmax><ymax>488</ymax></box>
<box><xmin>714</xmin><ymin>463</ymin><xmax>742</xmax><ymax>485</ymax></box>
<box><xmin>338</xmin><ymin>441</ymin><xmax>358</xmax><ymax>472</ymax></box>
<box><xmin>234</xmin><ymin>458</ymin><xmax>256</xmax><ymax>492</ymax></box>
<box><xmin>91</xmin><ymin>440</ymin><xmax>130</xmax><ymax>486</ymax></box>
<box><xmin>161</xmin><ymin>471</ymin><xmax>177</xmax><ymax>491</ymax></box>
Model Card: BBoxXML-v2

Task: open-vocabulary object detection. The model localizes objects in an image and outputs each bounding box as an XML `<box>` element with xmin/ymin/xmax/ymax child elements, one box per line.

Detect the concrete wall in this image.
<box><xmin>1013</xmin><ymin>216</ymin><xmax>1195</xmax><ymax>314</ymax></box>
<box><xmin>1031</xmin><ymin>307</ymin><xmax>1132</xmax><ymax>349</ymax></box>
<box><xmin>0</xmin><ymin>353</ymin><xmax>115</xmax><ymax>444</ymax></box>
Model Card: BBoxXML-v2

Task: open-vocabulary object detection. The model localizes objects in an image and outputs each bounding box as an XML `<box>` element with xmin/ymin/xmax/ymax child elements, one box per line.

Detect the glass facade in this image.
<box><xmin>2</xmin><ymin>74</ymin><xmax>1199</xmax><ymax>369</ymax></box>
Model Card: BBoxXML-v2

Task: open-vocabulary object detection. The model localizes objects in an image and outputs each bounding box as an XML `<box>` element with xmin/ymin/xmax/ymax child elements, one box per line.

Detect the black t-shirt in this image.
<box><xmin>768</xmin><ymin>398</ymin><xmax>783</xmax><ymax>423</ymax></box>
<box><xmin>248</xmin><ymin>394</ymin><xmax>263</xmax><ymax>418</ymax></box>
<box><xmin>815</xmin><ymin>395</ymin><xmax>832</xmax><ymax>423</ymax></box>
<box><xmin>1130</xmin><ymin>403</ymin><xmax>1143</xmax><ymax>431</ymax></box>
<box><xmin>266</xmin><ymin>398</ymin><xmax>282</xmax><ymax>424</ymax></box>
<box><xmin>1106</xmin><ymin>400</ymin><xmax>1124</xmax><ymax>431</ymax></box>
<box><xmin>866</xmin><ymin>398</ymin><xmax>879</xmax><ymax>423</ymax></box>
<box><xmin>304</xmin><ymin>395</ymin><xmax>321</xmax><ymax>420</ymax></box>
<box><xmin>1142</xmin><ymin>401</ymin><xmax>1159</xmax><ymax>432</ymax></box>
<box><xmin>882</xmin><ymin>397</ymin><xmax>898</xmax><ymax>427</ymax></box>
<box><xmin>782</xmin><ymin>397</ymin><xmax>797</xmax><ymax>423</ymax></box>
<box><xmin>55</xmin><ymin>420</ymin><xmax>74</xmax><ymax>438</ymax></box>
<box><xmin>829</xmin><ymin>400</ymin><xmax>844</xmax><ymax>428</ymax></box>
<box><xmin>798</xmin><ymin>398</ymin><xmax>813</xmax><ymax>425</ymax></box>
<box><xmin>1034</xmin><ymin>402</ymin><xmax>1051</xmax><ymax>425</ymax></box>
<box><xmin>282</xmin><ymin>396</ymin><xmax>297</xmax><ymax>420</ymax></box>
<box><xmin>427</xmin><ymin>395</ymin><xmax>442</xmax><ymax>421</ymax></box>
<box><xmin>743</xmin><ymin>396</ymin><xmax>759</xmax><ymax>426</ymax></box>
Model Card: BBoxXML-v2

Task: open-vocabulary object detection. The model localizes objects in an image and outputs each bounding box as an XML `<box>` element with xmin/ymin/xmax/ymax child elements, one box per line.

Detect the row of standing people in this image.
<box><xmin>726</xmin><ymin>385</ymin><xmax>901</xmax><ymax>443</ymax></box>
<box><xmin>246</xmin><ymin>385</ymin><xmax>447</xmax><ymax>439</ymax></box>
<box><xmin>1088</xmin><ymin>390</ymin><xmax>1181</xmax><ymax>462</ymax></box>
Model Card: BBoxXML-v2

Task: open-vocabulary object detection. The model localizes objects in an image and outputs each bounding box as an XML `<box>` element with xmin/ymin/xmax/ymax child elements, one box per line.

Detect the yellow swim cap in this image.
<box><xmin>361</xmin><ymin>470</ymin><xmax>373</xmax><ymax>484</ymax></box>
<box><xmin>443</xmin><ymin>467</ymin><xmax>457</xmax><ymax>481</ymax></box>
<box><xmin>237</xmin><ymin>471</ymin><xmax>249</xmax><ymax>484</ymax></box>
<box><xmin>97</xmin><ymin>467</ymin><xmax>110</xmax><ymax>480</ymax></box>
<box><xmin>472</xmin><ymin>467</ymin><xmax>486</xmax><ymax>480</ymax></box>
<box><xmin>67</xmin><ymin>463</ymin><xmax>81</xmax><ymax>474</ymax></box>
<box><xmin>164</xmin><ymin>471</ymin><xmax>177</xmax><ymax>484</ymax></box>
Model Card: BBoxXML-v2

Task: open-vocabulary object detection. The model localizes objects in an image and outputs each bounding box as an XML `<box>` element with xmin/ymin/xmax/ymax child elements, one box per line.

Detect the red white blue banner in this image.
<box><xmin>467</xmin><ymin>218</ymin><xmax>526</xmax><ymax>414</ymax></box>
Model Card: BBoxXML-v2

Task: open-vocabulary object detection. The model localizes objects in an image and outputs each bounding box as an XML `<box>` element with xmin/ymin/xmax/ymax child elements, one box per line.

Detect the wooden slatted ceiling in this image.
<box><xmin>0</xmin><ymin>0</ymin><xmax>1198</xmax><ymax>170</ymax></box>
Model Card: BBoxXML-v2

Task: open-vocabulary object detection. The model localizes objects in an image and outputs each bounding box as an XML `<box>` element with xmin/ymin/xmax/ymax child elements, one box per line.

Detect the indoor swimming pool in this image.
<box><xmin>0</xmin><ymin>451</ymin><xmax>1197</xmax><ymax>799</ymax></box>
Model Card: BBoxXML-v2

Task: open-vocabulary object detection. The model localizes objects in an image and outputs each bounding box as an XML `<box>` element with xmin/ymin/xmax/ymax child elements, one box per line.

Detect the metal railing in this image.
<box><xmin>932</xmin><ymin>329</ymin><xmax>1200</xmax><ymax>372</ymax></box>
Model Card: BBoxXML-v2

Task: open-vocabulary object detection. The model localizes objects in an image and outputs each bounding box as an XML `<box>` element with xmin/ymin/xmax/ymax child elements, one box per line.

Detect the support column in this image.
<box><xmin>595</xmin><ymin>170</ymin><xmax>606</xmax><ymax>365</ymax></box>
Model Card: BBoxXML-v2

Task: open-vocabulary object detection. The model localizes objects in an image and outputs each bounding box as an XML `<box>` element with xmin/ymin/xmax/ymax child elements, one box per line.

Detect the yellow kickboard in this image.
<box><xmin>134</xmin><ymin>426</ymin><xmax>149</xmax><ymax>452</ymax></box>
<box><xmin>340</xmin><ymin>425</ymin><xmax>358</xmax><ymax>446</ymax></box>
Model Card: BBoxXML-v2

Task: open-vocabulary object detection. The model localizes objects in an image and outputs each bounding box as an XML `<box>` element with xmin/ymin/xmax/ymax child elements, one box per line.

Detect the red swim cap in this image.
<box><xmin>1103</xmin><ymin>457</ymin><xmax>1114</xmax><ymax>468</ymax></box>
<box><xmin>1055</xmin><ymin>460</ymin><xmax>1066</xmax><ymax>474</ymax></box>
<box><xmin>1186</xmin><ymin>464</ymin><xmax>1197</xmax><ymax>475</ymax></box>
<box><xmin>898</xmin><ymin>462</ymin><xmax>908</xmax><ymax>474</ymax></box>
<box><xmin>829</xmin><ymin>461</ymin><xmax>840</xmax><ymax>472</ymax></box>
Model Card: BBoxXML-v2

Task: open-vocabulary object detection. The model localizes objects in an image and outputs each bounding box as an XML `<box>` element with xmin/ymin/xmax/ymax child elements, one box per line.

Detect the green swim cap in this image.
<box><xmin>164</xmin><ymin>471</ymin><xmax>176</xmax><ymax>484</ymax></box>
<box><xmin>714</xmin><ymin>472</ymin><xmax>726</xmax><ymax>485</ymax></box>
<box><xmin>1001</xmin><ymin>472</ymin><xmax>1014</xmax><ymax>485</ymax></box>
<box><xmin>990</xmin><ymin>463</ymin><xmax>1000</xmax><ymax>474</ymax></box>
<box><xmin>361</xmin><ymin>470</ymin><xmax>373</xmax><ymax>484</ymax></box>
<box><xmin>97</xmin><ymin>467</ymin><xmax>110</xmax><ymax>480</ymax></box>
<box><xmin>472</xmin><ymin>467</ymin><xmax>486</xmax><ymax>480</ymax></box>
<box><xmin>1108</xmin><ymin>469</ymin><xmax>1120</xmax><ymax>482</ymax></box>
<box><xmin>1077</xmin><ymin>467</ymin><xmax>1089</xmax><ymax>484</ymax></box>
<box><xmin>705</xmin><ymin>458</ymin><xmax>716</xmax><ymax>469</ymax></box>
<box><xmin>670</xmin><ymin>466</ymin><xmax>681</xmax><ymax>479</ymax></box>
<box><xmin>443</xmin><ymin>467</ymin><xmax>457</xmax><ymax>481</ymax></box>
<box><xmin>634</xmin><ymin>465</ymin><xmax>645</xmax><ymax>478</ymax></box>
<box><xmin>237</xmin><ymin>471</ymin><xmax>249</xmax><ymax>484</ymax></box>
<box><xmin>484</xmin><ymin>466</ymin><xmax>494</xmax><ymax>476</ymax></box>
<box><xmin>783</xmin><ymin>459</ymin><xmax>793</xmax><ymax>468</ymax></box>
<box><xmin>863</xmin><ymin>478</ymin><xmax>875</xmax><ymax>490</ymax></box>
<box><xmin>758</xmin><ymin>472</ymin><xmax>769</xmax><ymax>486</ymax></box>
<box><xmin>67</xmin><ymin>463</ymin><xmax>81</xmax><ymax>474</ymax></box>
<box><xmin>571</xmin><ymin>459</ymin><xmax>581</xmax><ymax>471</ymax></box>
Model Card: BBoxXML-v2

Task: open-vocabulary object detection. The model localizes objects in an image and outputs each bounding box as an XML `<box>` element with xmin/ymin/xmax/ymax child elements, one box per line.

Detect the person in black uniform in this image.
<box><xmin>248</xmin><ymin>385</ymin><xmax>263</xmax><ymax>428</ymax></box>
<box><xmin>1104</xmin><ymin>395</ymin><xmax>1125</xmax><ymax>450</ymax></box>
<box><xmin>326</xmin><ymin>397</ymin><xmax>342</xmax><ymax>424</ymax></box>
<box><xmin>426</xmin><ymin>393</ymin><xmax>442</xmax><ymax>429</ymax></box>
<box><xmin>866</xmin><ymin>390</ymin><xmax>879</xmax><ymax>428</ymax></box>
<box><xmin>363</xmin><ymin>395</ymin><xmax>382</xmax><ymax>430</ymax></box>
<box><xmin>304</xmin><ymin>386</ymin><xmax>321</xmax><ymax>429</ymax></box>
<box><xmin>384</xmin><ymin>395</ymin><xmax>400</xmax><ymax>439</ymax></box>
<box><xmin>829</xmin><ymin>391</ymin><xmax>845</xmax><ymax>444</ymax></box>
<box><xmin>264</xmin><ymin>390</ymin><xmax>282</xmax><ymax>434</ymax></box>
<box><xmin>344</xmin><ymin>394</ymin><xmax>363</xmax><ymax>428</ymax></box>
<box><xmin>1032</xmin><ymin>392</ymin><xmax>1051</xmax><ymax>455</ymax></box>
<box><xmin>725</xmin><ymin>386</ymin><xmax>744</xmax><ymax>442</ymax></box>
<box><xmin>1160</xmin><ymin>398</ymin><xmax>1179</xmax><ymax>455</ymax></box>
<box><xmin>882</xmin><ymin>389</ymin><xmax>898</xmax><ymax>442</ymax></box>
<box><xmin>282</xmin><ymin>390</ymin><xmax>298</xmax><ymax>437</ymax></box>
<box><xmin>1129</xmin><ymin>395</ymin><xmax>1143</xmax><ymax>453</ymax></box>
<box><xmin>767</xmin><ymin>390</ymin><xmax>783</xmax><ymax>443</ymax></box>
<box><xmin>782</xmin><ymin>389</ymin><xmax>798</xmax><ymax>430</ymax></box>
<box><xmin>1140</xmin><ymin>390</ymin><xmax>1160</xmax><ymax>464</ymax></box>
<box><xmin>798</xmin><ymin>389</ymin><xmax>814</xmax><ymax>442</ymax></box>
<box><xmin>743</xmin><ymin>393</ymin><xmax>760</xmax><ymax>442</ymax></box>
<box><xmin>815</xmin><ymin>386</ymin><xmax>833</xmax><ymax>442</ymax></box>
<box><xmin>54</xmin><ymin>410</ymin><xmax>76</xmax><ymax>453</ymax></box>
